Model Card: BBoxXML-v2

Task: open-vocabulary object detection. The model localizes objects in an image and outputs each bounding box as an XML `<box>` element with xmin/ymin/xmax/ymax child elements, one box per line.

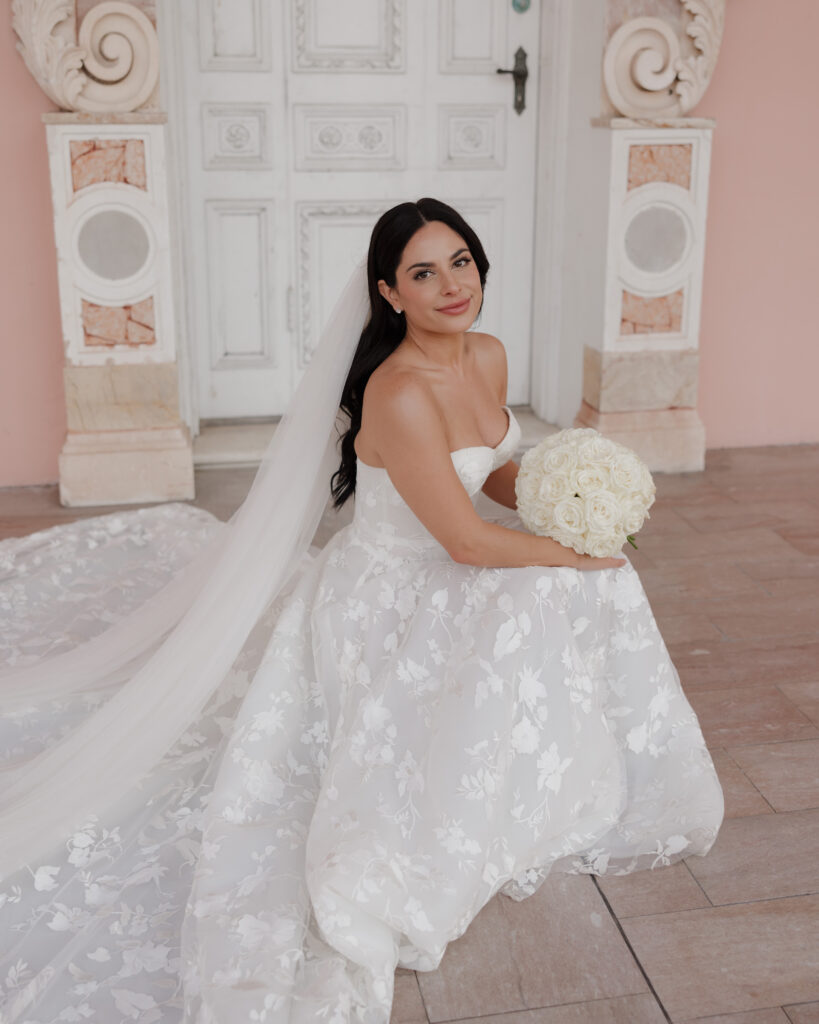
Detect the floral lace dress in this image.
<box><xmin>0</xmin><ymin>407</ymin><xmax>724</xmax><ymax>1023</ymax></box>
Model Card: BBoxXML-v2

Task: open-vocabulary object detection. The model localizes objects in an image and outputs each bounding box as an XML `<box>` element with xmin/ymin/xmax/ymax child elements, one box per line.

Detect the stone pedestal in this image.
<box><xmin>575</xmin><ymin>402</ymin><xmax>705</xmax><ymax>472</ymax></box>
<box><xmin>44</xmin><ymin>113</ymin><xmax>194</xmax><ymax>505</ymax></box>
<box><xmin>573</xmin><ymin>117</ymin><xmax>714</xmax><ymax>472</ymax></box>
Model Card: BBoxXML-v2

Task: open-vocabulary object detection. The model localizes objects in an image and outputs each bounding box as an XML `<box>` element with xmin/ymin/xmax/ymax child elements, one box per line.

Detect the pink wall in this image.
<box><xmin>0</xmin><ymin>20</ymin><xmax>64</xmax><ymax>486</ymax></box>
<box><xmin>692</xmin><ymin>0</ymin><xmax>819</xmax><ymax>448</ymax></box>
<box><xmin>0</xmin><ymin>2</ymin><xmax>817</xmax><ymax>489</ymax></box>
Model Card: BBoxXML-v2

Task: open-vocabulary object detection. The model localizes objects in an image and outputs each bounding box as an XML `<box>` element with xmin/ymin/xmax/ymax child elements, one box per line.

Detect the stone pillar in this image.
<box><xmin>574</xmin><ymin>118</ymin><xmax>713</xmax><ymax>471</ymax></box>
<box><xmin>572</xmin><ymin>0</ymin><xmax>726</xmax><ymax>472</ymax></box>
<box><xmin>43</xmin><ymin>114</ymin><xmax>193</xmax><ymax>506</ymax></box>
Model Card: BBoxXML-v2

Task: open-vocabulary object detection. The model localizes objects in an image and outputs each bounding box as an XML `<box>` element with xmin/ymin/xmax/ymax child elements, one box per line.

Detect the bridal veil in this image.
<box><xmin>0</xmin><ymin>260</ymin><xmax>371</xmax><ymax>879</ymax></box>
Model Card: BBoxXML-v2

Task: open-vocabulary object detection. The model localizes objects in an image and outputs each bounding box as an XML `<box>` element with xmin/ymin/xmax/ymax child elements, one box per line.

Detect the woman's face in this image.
<box><xmin>378</xmin><ymin>220</ymin><xmax>483</xmax><ymax>335</ymax></box>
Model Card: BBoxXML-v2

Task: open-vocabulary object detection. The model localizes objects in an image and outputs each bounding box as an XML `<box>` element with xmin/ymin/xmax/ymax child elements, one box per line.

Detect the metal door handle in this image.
<box><xmin>496</xmin><ymin>46</ymin><xmax>528</xmax><ymax>115</ymax></box>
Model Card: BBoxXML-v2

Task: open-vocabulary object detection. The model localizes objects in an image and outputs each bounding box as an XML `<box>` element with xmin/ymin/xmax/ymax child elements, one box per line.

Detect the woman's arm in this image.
<box><xmin>481</xmin><ymin>459</ymin><xmax>519</xmax><ymax>510</ymax></box>
<box><xmin>364</xmin><ymin>377</ymin><xmax>625</xmax><ymax>571</ymax></box>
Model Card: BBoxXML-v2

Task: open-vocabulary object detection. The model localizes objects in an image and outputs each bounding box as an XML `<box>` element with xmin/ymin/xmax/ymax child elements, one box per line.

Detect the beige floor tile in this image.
<box><xmin>499</xmin><ymin>875</ymin><xmax>648</xmax><ymax>1009</ymax></box>
<box><xmin>686</xmin><ymin>686</ymin><xmax>819</xmax><ymax>746</ymax></box>
<box><xmin>737</xmin><ymin>556</ymin><xmax>819</xmax><ymax>584</ymax></box>
<box><xmin>680</xmin><ymin>1011</ymin><xmax>791</xmax><ymax>1024</ymax></box>
<box><xmin>596</xmin><ymin>862</ymin><xmax>710</xmax><ymax>918</ymax></box>
<box><xmin>639</xmin><ymin>529</ymin><xmax>799</xmax><ymax>567</ymax></box>
<box><xmin>442</xmin><ymin>993</ymin><xmax>667</xmax><ymax>1024</ymax></box>
<box><xmin>684</xmin><ymin>808</ymin><xmax>819</xmax><ymax>905</ymax></box>
<box><xmin>699</xmin><ymin>593</ymin><xmax>819</xmax><ymax>642</ymax></box>
<box><xmin>675</xmin><ymin>500</ymin><xmax>819</xmax><ymax>535</ymax></box>
<box><xmin>621</xmin><ymin>894</ymin><xmax>819</xmax><ymax>1020</ymax></box>
<box><xmin>653</xmin><ymin>612</ymin><xmax>724</xmax><ymax>646</ymax></box>
<box><xmin>708</xmin><ymin>748</ymin><xmax>774</xmax><ymax>819</ymax></box>
<box><xmin>417</xmin><ymin>876</ymin><xmax>647</xmax><ymax>1022</ymax></box>
<box><xmin>775</xmin><ymin>531</ymin><xmax>819</xmax><ymax>557</ymax></box>
<box><xmin>726</xmin><ymin>740</ymin><xmax>819</xmax><ymax>812</ymax></box>
<box><xmin>667</xmin><ymin>636</ymin><xmax>819</xmax><ymax>694</ymax></box>
<box><xmin>779</xmin><ymin>684</ymin><xmax>819</xmax><ymax>729</ymax></box>
<box><xmin>640</xmin><ymin>562</ymin><xmax>768</xmax><ymax>602</ymax></box>
<box><xmin>391</xmin><ymin>972</ymin><xmax>429</xmax><ymax>1024</ymax></box>
<box><xmin>416</xmin><ymin>895</ymin><xmax>527</xmax><ymax>1021</ymax></box>
<box><xmin>637</xmin><ymin>505</ymin><xmax>699</xmax><ymax>538</ymax></box>
<box><xmin>784</xmin><ymin>1003</ymin><xmax>819</xmax><ymax>1023</ymax></box>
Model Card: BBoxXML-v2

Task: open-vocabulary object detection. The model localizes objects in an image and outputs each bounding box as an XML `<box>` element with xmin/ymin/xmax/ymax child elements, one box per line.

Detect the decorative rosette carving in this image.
<box><xmin>603</xmin><ymin>0</ymin><xmax>726</xmax><ymax>118</ymax></box>
<box><xmin>11</xmin><ymin>0</ymin><xmax>159</xmax><ymax>113</ymax></box>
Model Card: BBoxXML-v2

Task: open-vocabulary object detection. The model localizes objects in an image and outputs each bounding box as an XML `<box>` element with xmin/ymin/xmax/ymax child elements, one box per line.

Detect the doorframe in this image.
<box><xmin>160</xmin><ymin>0</ymin><xmax>573</xmax><ymax>436</ymax></box>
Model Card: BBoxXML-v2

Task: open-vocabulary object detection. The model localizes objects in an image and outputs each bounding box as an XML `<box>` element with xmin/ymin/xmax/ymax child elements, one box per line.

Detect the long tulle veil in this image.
<box><xmin>0</xmin><ymin>260</ymin><xmax>371</xmax><ymax>879</ymax></box>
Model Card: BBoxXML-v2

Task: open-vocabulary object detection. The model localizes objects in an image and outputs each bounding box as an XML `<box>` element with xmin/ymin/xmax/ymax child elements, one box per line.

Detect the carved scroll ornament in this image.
<box><xmin>603</xmin><ymin>0</ymin><xmax>726</xmax><ymax>118</ymax></box>
<box><xmin>11</xmin><ymin>0</ymin><xmax>159</xmax><ymax>113</ymax></box>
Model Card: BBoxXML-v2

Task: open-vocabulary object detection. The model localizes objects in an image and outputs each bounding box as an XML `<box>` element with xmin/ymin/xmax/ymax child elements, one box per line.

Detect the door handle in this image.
<box><xmin>496</xmin><ymin>46</ymin><xmax>528</xmax><ymax>115</ymax></box>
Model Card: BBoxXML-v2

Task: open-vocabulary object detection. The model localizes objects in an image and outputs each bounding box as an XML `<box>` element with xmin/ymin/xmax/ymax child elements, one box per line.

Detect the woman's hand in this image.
<box><xmin>570</xmin><ymin>550</ymin><xmax>627</xmax><ymax>571</ymax></box>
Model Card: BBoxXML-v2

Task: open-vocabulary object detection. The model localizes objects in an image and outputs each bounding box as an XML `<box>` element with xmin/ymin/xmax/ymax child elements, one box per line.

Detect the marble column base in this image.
<box><xmin>573</xmin><ymin>401</ymin><xmax>705</xmax><ymax>472</ymax></box>
<box><xmin>59</xmin><ymin>426</ymin><xmax>195</xmax><ymax>506</ymax></box>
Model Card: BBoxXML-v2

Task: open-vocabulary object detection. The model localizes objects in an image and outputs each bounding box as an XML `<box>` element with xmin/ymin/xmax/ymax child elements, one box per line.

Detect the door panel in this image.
<box><xmin>176</xmin><ymin>0</ymin><xmax>539</xmax><ymax>419</ymax></box>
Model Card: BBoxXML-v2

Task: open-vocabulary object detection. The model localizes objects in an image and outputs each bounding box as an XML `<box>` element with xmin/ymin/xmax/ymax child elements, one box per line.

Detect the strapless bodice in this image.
<box><xmin>351</xmin><ymin>406</ymin><xmax>522</xmax><ymax>553</ymax></box>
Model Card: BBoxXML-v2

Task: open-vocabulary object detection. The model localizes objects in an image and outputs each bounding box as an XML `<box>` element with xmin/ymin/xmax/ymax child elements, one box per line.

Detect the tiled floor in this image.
<box><xmin>1</xmin><ymin>441</ymin><xmax>818</xmax><ymax>1023</ymax></box>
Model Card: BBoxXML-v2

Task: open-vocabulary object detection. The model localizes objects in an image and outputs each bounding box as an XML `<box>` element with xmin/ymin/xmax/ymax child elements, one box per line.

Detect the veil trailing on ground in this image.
<box><xmin>0</xmin><ymin>259</ymin><xmax>371</xmax><ymax>879</ymax></box>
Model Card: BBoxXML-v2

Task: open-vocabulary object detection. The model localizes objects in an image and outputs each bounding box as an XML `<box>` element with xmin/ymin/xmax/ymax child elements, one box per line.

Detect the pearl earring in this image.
<box><xmin>394</xmin><ymin>306</ymin><xmax>402</xmax><ymax>315</ymax></box>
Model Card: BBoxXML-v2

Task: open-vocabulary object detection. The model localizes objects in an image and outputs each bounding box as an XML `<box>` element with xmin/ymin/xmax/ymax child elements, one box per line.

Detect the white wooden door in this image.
<box><xmin>173</xmin><ymin>0</ymin><xmax>540</xmax><ymax>421</ymax></box>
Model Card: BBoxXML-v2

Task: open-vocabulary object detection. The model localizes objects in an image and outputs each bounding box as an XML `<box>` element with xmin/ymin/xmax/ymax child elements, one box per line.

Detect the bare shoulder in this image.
<box><xmin>363</xmin><ymin>363</ymin><xmax>444</xmax><ymax>439</ymax></box>
<box><xmin>468</xmin><ymin>331</ymin><xmax>508</xmax><ymax>399</ymax></box>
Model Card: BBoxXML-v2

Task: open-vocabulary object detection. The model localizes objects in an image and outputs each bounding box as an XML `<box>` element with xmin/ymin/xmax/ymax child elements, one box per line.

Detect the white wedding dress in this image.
<box><xmin>0</xmin><ymin>406</ymin><xmax>724</xmax><ymax>1023</ymax></box>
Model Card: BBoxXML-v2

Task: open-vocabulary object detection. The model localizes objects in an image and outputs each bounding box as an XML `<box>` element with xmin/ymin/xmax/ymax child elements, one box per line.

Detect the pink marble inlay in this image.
<box><xmin>628</xmin><ymin>144</ymin><xmax>693</xmax><ymax>191</ymax></box>
<box><xmin>621</xmin><ymin>289</ymin><xmax>684</xmax><ymax>335</ymax></box>
<box><xmin>70</xmin><ymin>139</ymin><xmax>147</xmax><ymax>192</ymax></box>
<box><xmin>82</xmin><ymin>297</ymin><xmax>156</xmax><ymax>347</ymax></box>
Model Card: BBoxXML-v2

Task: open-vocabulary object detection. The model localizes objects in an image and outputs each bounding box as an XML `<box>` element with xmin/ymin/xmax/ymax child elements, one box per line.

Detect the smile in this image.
<box><xmin>437</xmin><ymin>298</ymin><xmax>471</xmax><ymax>315</ymax></box>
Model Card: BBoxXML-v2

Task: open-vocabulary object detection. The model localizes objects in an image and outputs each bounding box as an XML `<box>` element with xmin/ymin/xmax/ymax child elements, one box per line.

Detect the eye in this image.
<box><xmin>413</xmin><ymin>269</ymin><xmax>433</xmax><ymax>280</ymax></box>
<box><xmin>454</xmin><ymin>256</ymin><xmax>472</xmax><ymax>268</ymax></box>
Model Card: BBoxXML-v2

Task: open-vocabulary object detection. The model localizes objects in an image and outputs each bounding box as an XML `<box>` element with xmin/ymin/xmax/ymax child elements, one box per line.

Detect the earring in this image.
<box><xmin>394</xmin><ymin>306</ymin><xmax>403</xmax><ymax>315</ymax></box>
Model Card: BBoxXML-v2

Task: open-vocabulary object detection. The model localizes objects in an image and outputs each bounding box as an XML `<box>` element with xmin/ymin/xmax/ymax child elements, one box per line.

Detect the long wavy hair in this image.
<box><xmin>330</xmin><ymin>198</ymin><xmax>490</xmax><ymax>509</ymax></box>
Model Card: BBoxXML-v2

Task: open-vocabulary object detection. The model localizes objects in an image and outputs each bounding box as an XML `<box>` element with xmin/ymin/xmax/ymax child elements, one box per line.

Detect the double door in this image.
<box><xmin>173</xmin><ymin>0</ymin><xmax>541</xmax><ymax>420</ymax></box>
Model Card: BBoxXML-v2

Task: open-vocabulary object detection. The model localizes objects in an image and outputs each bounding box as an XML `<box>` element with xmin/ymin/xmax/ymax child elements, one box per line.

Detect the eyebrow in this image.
<box><xmin>405</xmin><ymin>247</ymin><xmax>469</xmax><ymax>273</ymax></box>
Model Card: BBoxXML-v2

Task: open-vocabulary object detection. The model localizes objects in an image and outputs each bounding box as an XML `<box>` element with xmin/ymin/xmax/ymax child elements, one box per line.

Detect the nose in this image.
<box><xmin>438</xmin><ymin>267</ymin><xmax>459</xmax><ymax>294</ymax></box>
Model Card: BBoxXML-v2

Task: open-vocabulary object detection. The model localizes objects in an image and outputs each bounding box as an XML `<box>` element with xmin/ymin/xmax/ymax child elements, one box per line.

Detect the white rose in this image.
<box><xmin>553</xmin><ymin>496</ymin><xmax>586</xmax><ymax>535</ymax></box>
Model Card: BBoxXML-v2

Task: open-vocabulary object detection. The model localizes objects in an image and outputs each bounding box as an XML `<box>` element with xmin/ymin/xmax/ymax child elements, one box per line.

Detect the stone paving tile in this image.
<box><xmin>784</xmin><ymin>1003</ymin><xmax>819</xmax><ymax>1023</ymax></box>
<box><xmin>596</xmin><ymin>861</ymin><xmax>711</xmax><ymax>918</ymax></box>
<box><xmin>680</xmin><ymin>1009</ymin><xmax>791</xmax><ymax>1023</ymax></box>
<box><xmin>438</xmin><ymin>993</ymin><xmax>667</xmax><ymax>1024</ymax></box>
<box><xmin>673</xmin><ymin>499</ymin><xmax>819</xmax><ymax>535</ymax></box>
<box><xmin>417</xmin><ymin>876</ymin><xmax>647</xmax><ymax>1022</ymax></box>
<box><xmin>686</xmin><ymin>685</ymin><xmax>819</xmax><ymax>746</ymax></box>
<box><xmin>684</xmin><ymin>809</ymin><xmax>819</xmax><ymax>905</ymax></box>
<box><xmin>726</xmin><ymin>740</ymin><xmax>819</xmax><ymax>812</ymax></box>
<box><xmin>391</xmin><ymin>972</ymin><xmax>428</xmax><ymax>1024</ymax></box>
<box><xmin>708</xmin><ymin>748</ymin><xmax>774</xmax><ymax>819</ymax></box>
<box><xmin>778</xmin><ymin>683</ymin><xmax>819</xmax><ymax>729</ymax></box>
<box><xmin>636</xmin><ymin>528</ymin><xmax>800</xmax><ymax>566</ymax></box>
<box><xmin>621</xmin><ymin>894</ymin><xmax>819</xmax><ymax>1020</ymax></box>
<box><xmin>699</xmin><ymin>593</ymin><xmax>819</xmax><ymax>642</ymax></box>
<box><xmin>649</xmin><ymin>611</ymin><xmax>724</xmax><ymax>646</ymax></box>
<box><xmin>667</xmin><ymin>636</ymin><xmax>819</xmax><ymax>693</ymax></box>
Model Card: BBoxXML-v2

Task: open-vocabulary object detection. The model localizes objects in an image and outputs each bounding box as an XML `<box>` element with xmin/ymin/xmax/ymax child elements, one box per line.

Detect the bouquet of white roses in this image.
<box><xmin>514</xmin><ymin>428</ymin><xmax>656</xmax><ymax>558</ymax></box>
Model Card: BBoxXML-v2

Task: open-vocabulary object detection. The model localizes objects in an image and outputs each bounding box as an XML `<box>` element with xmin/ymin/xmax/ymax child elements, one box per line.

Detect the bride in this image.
<box><xmin>0</xmin><ymin>198</ymin><xmax>724</xmax><ymax>1022</ymax></box>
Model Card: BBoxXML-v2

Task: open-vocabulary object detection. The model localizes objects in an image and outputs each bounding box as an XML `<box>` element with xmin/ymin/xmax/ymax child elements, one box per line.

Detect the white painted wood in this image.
<box><xmin>172</xmin><ymin>0</ymin><xmax>541</xmax><ymax>420</ymax></box>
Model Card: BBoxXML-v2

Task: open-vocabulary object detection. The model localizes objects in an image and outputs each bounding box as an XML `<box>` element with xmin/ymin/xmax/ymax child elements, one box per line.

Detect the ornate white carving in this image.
<box><xmin>293</xmin><ymin>105</ymin><xmax>406</xmax><ymax>171</ymax></box>
<box><xmin>296</xmin><ymin>202</ymin><xmax>386</xmax><ymax>364</ymax></box>
<box><xmin>438</xmin><ymin>105</ymin><xmax>506</xmax><ymax>169</ymax></box>
<box><xmin>198</xmin><ymin>0</ymin><xmax>270</xmax><ymax>71</ymax></box>
<box><xmin>603</xmin><ymin>0</ymin><xmax>725</xmax><ymax>118</ymax></box>
<box><xmin>202</xmin><ymin>104</ymin><xmax>270</xmax><ymax>170</ymax></box>
<box><xmin>292</xmin><ymin>0</ymin><xmax>404</xmax><ymax>72</ymax></box>
<box><xmin>12</xmin><ymin>0</ymin><xmax>159</xmax><ymax>113</ymax></box>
